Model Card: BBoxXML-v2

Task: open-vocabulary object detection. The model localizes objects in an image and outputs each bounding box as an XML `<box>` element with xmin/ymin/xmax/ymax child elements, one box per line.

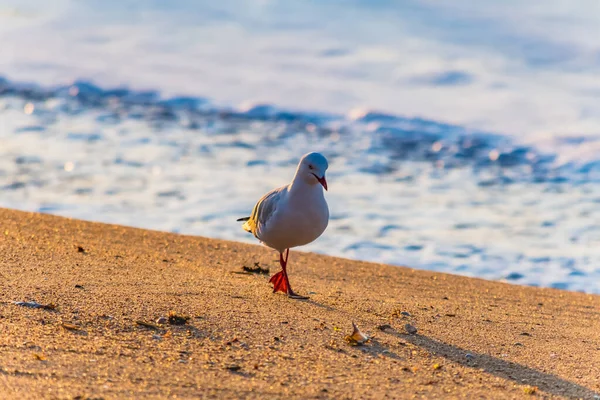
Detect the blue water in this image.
<box><xmin>2</xmin><ymin>1</ymin><xmax>600</xmax><ymax>293</ymax></box>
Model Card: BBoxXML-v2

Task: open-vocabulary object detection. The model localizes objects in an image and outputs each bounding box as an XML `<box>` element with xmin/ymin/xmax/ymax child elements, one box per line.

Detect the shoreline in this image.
<box><xmin>1</xmin><ymin>208</ymin><xmax>599</xmax><ymax>399</ymax></box>
<box><xmin>3</xmin><ymin>206</ymin><xmax>589</xmax><ymax>298</ymax></box>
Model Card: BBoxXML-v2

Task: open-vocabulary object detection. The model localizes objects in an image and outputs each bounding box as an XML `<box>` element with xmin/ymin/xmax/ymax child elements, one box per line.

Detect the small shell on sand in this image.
<box><xmin>345</xmin><ymin>322</ymin><xmax>370</xmax><ymax>346</ymax></box>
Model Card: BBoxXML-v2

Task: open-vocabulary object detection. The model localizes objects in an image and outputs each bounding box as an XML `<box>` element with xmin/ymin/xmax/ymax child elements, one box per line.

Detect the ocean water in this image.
<box><xmin>2</xmin><ymin>1</ymin><xmax>600</xmax><ymax>293</ymax></box>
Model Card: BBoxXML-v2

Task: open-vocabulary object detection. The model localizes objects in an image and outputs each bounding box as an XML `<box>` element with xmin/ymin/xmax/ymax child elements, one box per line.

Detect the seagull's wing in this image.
<box><xmin>241</xmin><ymin>186</ymin><xmax>286</xmax><ymax>238</ymax></box>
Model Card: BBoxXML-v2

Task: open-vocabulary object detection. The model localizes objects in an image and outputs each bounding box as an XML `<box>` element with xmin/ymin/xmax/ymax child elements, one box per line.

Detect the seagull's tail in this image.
<box><xmin>237</xmin><ymin>216</ymin><xmax>254</xmax><ymax>234</ymax></box>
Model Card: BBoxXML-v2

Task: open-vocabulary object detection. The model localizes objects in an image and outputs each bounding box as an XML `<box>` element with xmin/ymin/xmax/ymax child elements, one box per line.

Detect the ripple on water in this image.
<box><xmin>67</xmin><ymin>132</ymin><xmax>104</xmax><ymax>142</ymax></box>
<box><xmin>344</xmin><ymin>241</ymin><xmax>396</xmax><ymax>252</ymax></box>
<box><xmin>15</xmin><ymin>156</ymin><xmax>42</xmax><ymax>164</ymax></box>
<box><xmin>14</xmin><ymin>126</ymin><xmax>46</xmax><ymax>133</ymax></box>
<box><xmin>156</xmin><ymin>190</ymin><xmax>185</xmax><ymax>200</ymax></box>
<box><xmin>550</xmin><ymin>282</ymin><xmax>570</xmax><ymax>290</ymax></box>
<box><xmin>378</xmin><ymin>224</ymin><xmax>408</xmax><ymax>237</ymax></box>
<box><xmin>3</xmin><ymin>182</ymin><xmax>26</xmax><ymax>190</ymax></box>
<box><xmin>505</xmin><ymin>272</ymin><xmax>525</xmax><ymax>281</ymax></box>
<box><xmin>246</xmin><ymin>160</ymin><xmax>267</xmax><ymax>167</ymax></box>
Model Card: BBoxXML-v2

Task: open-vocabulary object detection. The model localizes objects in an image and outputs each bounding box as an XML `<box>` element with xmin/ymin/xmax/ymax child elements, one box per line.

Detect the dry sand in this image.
<box><xmin>0</xmin><ymin>208</ymin><xmax>599</xmax><ymax>399</ymax></box>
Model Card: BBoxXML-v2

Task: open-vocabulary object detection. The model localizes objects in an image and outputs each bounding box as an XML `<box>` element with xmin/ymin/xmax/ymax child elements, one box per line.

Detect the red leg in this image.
<box><xmin>268</xmin><ymin>249</ymin><xmax>308</xmax><ymax>300</ymax></box>
<box><xmin>269</xmin><ymin>251</ymin><xmax>290</xmax><ymax>294</ymax></box>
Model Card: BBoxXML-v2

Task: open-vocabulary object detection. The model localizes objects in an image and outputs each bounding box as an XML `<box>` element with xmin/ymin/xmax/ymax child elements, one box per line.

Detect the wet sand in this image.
<box><xmin>0</xmin><ymin>208</ymin><xmax>599</xmax><ymax>399</ymax></box>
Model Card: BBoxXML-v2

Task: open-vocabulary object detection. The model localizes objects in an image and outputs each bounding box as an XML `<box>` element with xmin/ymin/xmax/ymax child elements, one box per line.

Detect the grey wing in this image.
<box><xmin>241</xmin><ymin>186</ymin><xmax>286</xmax><ymax>237</ymax></box>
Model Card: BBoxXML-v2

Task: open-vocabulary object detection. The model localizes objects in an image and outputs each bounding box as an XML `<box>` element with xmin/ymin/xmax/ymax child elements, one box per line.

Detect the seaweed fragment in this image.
<box><xmin>242</xmin><ymin>262</ymin><xmax>270</xmax><ymax>275</ymax></box>
<box><xmin>14</xmin><ymin>301</ymin><xmax>56</xmax><ymax>311</ymax></box>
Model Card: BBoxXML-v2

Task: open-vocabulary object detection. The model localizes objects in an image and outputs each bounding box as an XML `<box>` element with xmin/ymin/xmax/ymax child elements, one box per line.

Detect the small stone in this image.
<box><xmin>225</xmin><ymin>364</ymin><xmax>241</xmax><ymax>372</ymax></box>
<box><xmin>377</xmin><ymin>324</ymin><xmax>392</xmax><ymax>331</ymax></box>
<box><xmin>465</xmin><ymin>353</ymin><xmax>474</xmax><ymax>361</ymax></box>
<box><xmin>404</xmin><ymin>324</ymin><xmax>417</xmax><ymax>335</ymax></box>
<box><xmin>156</xmin><ymin>317</ymin><xmax>168</xmax><ymax>324</ymax></box>
<box><xmin>523</xmin><ymin>386</ymin><xmax>537</xmax><ymax>395</ymax></box>
<box><xmin>514</xmin><ymin>342</ymin><xmax>524</xmax><ymax>346</ymax></box>
<box><xmin>61</xmin><ymin>323</ymin><xmax>81</xmax><ymax>331</ymax></box>
<box><xmin>401</xmin><ymin>311</ymin><xmax>411</xmax><ymax>317</ymax></box>
<box><xmin>168</xmin><ymin>311</ymin><xmax>190</xmax><ymax>325</ymax></box>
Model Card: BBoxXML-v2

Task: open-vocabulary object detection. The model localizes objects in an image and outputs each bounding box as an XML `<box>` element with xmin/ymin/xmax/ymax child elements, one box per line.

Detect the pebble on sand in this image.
<box><xmin>404</xmin><ymin>324</ymin><xmax>418</xmax><ymax>335</ymax></box>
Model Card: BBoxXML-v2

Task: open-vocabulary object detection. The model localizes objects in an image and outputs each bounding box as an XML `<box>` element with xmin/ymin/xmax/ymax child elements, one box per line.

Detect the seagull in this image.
<box><xmin>237</xmin><ymin>152</ymin><xmax>329</xmax><ymax>299</ymax></box>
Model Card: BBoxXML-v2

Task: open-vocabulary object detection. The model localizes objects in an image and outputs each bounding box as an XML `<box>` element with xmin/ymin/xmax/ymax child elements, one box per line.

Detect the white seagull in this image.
<box><xmin>237</xmin><ymin>152</ymin><xmax>330</xmax><ymax>299</ymax></box>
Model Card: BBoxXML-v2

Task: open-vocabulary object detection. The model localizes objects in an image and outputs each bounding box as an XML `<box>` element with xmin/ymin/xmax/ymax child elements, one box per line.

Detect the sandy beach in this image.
<box><xmin>0</xmin><ymin>207</ymin><xmax>599</xmax><ymax>399</ymax></box>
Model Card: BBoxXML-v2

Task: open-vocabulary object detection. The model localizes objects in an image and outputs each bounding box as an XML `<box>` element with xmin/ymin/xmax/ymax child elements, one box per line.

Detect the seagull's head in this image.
<box><xmin>298</xmin><ymin>152</ymin><xmax>328</xmax><ymax>191</ymax></box>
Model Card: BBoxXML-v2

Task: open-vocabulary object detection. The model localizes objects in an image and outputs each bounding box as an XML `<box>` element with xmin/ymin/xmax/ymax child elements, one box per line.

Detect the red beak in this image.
<box><xmin>314</xmin><ymin>174</ymin><xmax>328</xmax><ymax>191</ymax></box>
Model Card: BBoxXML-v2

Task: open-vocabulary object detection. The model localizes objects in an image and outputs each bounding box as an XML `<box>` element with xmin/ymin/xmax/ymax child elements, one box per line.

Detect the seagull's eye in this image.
<box><xmin>308</xmin><ymin>165</ymin><xmax>314</xmax><ymax>170</ymax></box>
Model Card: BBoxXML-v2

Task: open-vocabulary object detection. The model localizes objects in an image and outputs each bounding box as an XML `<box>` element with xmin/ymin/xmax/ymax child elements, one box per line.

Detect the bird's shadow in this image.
<box><xmin>383</xmin><ymin>329</ymin><xmax>599</xmax><ymax>399</ymax></box>
<box><xmin>305</xmin><ymin>299</ymin><xmax>336</xmax><ymax>312</ymax></box>
<box><xmin>353</xmin><ymin>337</ymin><xmax>403</xmax><ymax>360</ymax></box>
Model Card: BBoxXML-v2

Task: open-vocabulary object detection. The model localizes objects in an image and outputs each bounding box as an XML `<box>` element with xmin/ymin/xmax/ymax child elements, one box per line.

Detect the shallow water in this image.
<box><xmin>2</xmin><ymin>1</ymin><xmax>600</xmax><ymax>293</ymax></box>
